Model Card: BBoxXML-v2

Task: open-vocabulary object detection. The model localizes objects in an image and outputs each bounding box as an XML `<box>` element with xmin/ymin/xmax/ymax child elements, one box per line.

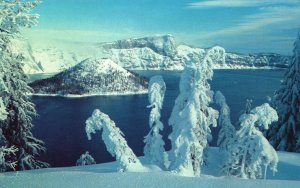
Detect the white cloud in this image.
<box><xmin>187</xmin><ymin>0</ymin><xmax>298</xmax><ymax>8</ymax></box>
<box><xmin>197</xmin><ymin>6</ymin><xmax>300</xmax><ymax>39</ymax></box>
<box><xmin>182</xmin><ymin>5</ymin><xmax>300</xmax><ymax>54</ymax></box>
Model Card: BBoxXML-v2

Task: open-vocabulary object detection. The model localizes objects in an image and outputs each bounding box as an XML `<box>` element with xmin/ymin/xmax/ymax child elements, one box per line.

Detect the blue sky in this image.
<box><xmin>29</xmin><ymin>0</ymin><xmax>300</xmax><ymax>55</ymax></box>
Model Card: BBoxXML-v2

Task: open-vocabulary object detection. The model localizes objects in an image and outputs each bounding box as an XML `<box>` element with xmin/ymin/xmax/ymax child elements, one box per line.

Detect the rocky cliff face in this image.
<box><xmin>29</xmin><ymin>58</ymin><xmax>148</xmax><ymax>96</ymax></box>
<box><xmin>104</xmin><ymin>34</ymin><xmax>177</xmax><ymax>58</ymax></box>
<box><xmin>224</xmin><ymin>53</ymin><xmax>290</xmax><ymax>68</ymax></box>
<box><xmin>24</xmin><ymin>35</ymin><xmax>291</xmax><ymax>74</ymax></box>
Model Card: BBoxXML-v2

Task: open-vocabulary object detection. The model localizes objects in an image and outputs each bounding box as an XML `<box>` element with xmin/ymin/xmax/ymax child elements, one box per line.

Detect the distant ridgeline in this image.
<box><xmin>29</xmin><ymin>59</ymin><xmax>148</xmax><ymax>96</ymax></box>
<box><xmin>23</xmin><ymin>35</ymin><xmax>291</xmax><ymax>74</ymax></box>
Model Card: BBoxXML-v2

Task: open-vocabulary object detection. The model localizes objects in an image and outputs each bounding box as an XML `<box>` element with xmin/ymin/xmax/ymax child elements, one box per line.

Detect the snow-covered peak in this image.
<box><xmin>29</xmin><ymin>58</ymin><xmax>148</xmax><ymax>96</ymax></box>
<box><xmin>79</xmin><ymin>58</ymin><xmax>129</xmax><ymax>75</ymax></box>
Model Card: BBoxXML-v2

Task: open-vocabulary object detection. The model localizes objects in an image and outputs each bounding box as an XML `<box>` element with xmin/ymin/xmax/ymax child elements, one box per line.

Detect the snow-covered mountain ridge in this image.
<box><xmin>24</xmin><ymin>35</ymin><xmax>291</xmax><ymax>74</ymax></box>
<box><xmin>29</xmin><ymin>58</ymin><xmax>148</xmax><ymax>96</ymax></box>
<box><xmin>104</xmin><ymin>34</ymin><xmax>177</xmax><ymax>58</ymax></box>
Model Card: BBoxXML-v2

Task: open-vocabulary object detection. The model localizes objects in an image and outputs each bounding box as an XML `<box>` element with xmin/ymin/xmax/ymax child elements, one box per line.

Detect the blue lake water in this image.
<box><xmin>31</xmin><ymin>69</ymin><xmax>284</xmax><ymax>167</ymax></box>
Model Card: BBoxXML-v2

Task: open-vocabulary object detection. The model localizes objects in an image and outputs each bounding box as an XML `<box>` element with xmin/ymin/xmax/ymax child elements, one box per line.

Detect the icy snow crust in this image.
<box><xmin>1</xmin><ymin>148</ymin><xmax>300</xmax><ymax>188</ymax></box>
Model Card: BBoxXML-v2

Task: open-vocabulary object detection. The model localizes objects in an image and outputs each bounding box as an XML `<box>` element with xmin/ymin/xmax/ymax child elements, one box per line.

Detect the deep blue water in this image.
<box><xmin>31</xmin><ymin>69</ymin><xmax>284</xmax><ymax>167</ymax></box>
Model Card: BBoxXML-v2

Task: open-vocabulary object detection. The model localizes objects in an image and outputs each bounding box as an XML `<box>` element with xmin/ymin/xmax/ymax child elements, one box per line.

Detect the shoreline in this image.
<box><xmin>29</xmin><ymin>90</ymin><xmax>148</xmax><ymax>98</ymax></box>
<box><xmin>27</xmin><ymin>66</ymin><xmax>286</xmax><ymax>75</ymax></box>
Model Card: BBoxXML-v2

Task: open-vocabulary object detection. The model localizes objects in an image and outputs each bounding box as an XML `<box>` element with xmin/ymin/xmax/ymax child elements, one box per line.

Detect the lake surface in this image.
<box><xmin>31</xmin><ymin>69</ymin><xmax>284</xmax><ymax>167</ymax></box>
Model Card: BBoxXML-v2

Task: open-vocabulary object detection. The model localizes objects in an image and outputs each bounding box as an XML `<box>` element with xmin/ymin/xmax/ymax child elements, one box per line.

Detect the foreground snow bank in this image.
<box><xmin>1</xmin><ymin>148</ymin><xmax>299</xmax><ymax>188</ymax></box>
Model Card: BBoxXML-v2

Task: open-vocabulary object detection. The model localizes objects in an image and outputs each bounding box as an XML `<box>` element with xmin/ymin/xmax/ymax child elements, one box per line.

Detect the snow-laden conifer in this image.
<box><xmin>86</xmin><ymin>109</ymin><xmax>144</xmax><ymax>172</ymax></box>
<box><xmin>0</xmin><ymin>81</ymin><xmax>14</xmax><ymax>171</ymax></box>
<box><xmin>215</xmin><ymin>91</ymin><xmax>236</xmax><ymax>150</ymax></box>
<box><xmin>0</xmin><ymin>0</ymin><xmax>48</xmax><ymax>171</ymax></box>
<box><xmin>144</xmin><ymin>76</ymin><xmax>166</xmax><ymax>169</ymax></box>
<box><xmin>76</xmin><ymin>151</ymin><xmax>96</xmax><ymax>166</ymax></box>
<box><xmin>168</xmin><ymin>52</ymin><xmax>218</xmax><ymax>176</ymax></box>
<box><xmin>267</xmin><ymin>31</ymin><xmax>300</xmax><ymax>152</ymax></box>
<box><xmin>223</xmin><ymin>103</ymin><xmax>278</xmax><ymax>179</ymax></box>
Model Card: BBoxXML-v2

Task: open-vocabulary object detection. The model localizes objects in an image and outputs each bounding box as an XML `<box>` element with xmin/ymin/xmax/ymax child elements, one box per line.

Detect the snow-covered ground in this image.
<box><xmin>1</xmin><ymin>147</ymin><xmax>299</xmax><ymax>188</ymax></box>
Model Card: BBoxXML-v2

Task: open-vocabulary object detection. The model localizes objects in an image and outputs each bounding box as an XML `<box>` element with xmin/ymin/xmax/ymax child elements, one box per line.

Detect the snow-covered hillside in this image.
<box><xmin>224</xmin><ymin>52</ymin><xmax>290</xmax><ymax>69</ymax></box>
<box><xmin>29</xmin><ymin>58</ymin><xmax>148</xmax><ymax>96</ymax></box>
<box><xmin>8</xmin><ymin>38</ymin><xmax>44</xmax><ymax>74</ymax></box>
<box><xmin>24</xmin><ymin>35</ymin><xmax>291</xmax><ymax>74</ymax></box>
<box><xmin>1</xmin><ymin>147</ymin><xmax>299</xmax><ymax>188</ymax></box>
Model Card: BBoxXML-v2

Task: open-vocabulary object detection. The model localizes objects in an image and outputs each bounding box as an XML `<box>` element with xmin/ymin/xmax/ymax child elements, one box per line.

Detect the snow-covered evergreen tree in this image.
<box><xmin>267</xmin><ymin>31</ymin><xmax>300</xmax><ymax>152</ymax></box>
<box><xmin>0</xmin><ymin>96</ymin><xmax>16</xmax><ymax>172</ymax></box>
<box><xmin>0</xmin><ymin>0</ymin><xmax>48</xmax><ymax>171</ymax></box>
<box><xmin>168</xmin><ymin>52</ymin><xmax>218</xmax><ymax>176</ymax></box>
<box><xmin>144</xmin><ymin>75</ymin><xmax>166</xmax><ymax>169</ymax></box>
<box><xmin>0</xmin><ymin>74</ymin><xmax>16</xmax><ymax>171</ymax></box>
<box><xmin>86</xmin><ymin>109</ymin><xmax>144</xmax><ymax>172</ymax></box>
<box><xmin>223</xmin><ymin>103</ymin><xmax>278</xmax><ymax>179</ymax></box>
<box><xmin>76</xmin><ymin>151</ymin><xmax>96</xmax><ymax>166</ymax></box>
<box><xmin>215</xmin><ymin>91</ymin><xmax>236</xmax><ymax>150</ymax></box>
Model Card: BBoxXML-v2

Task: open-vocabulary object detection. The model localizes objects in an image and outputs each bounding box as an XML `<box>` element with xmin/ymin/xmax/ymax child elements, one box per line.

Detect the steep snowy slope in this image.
<box><xmin>24</xmin><ymin>35</ymin><xmax>291</xmax><ymax>74</ymax></box>
<box><xmin>29</xmin><ymin>41</ymin><xmax>106</xmax><ymax>73</ymax></box>
<box><xmin>109</xmin><ymin>47</ymin><xmax>183</xmax><ymax>70</ymax></box>
<box><xmin>0</xmin><ymin>147</ymin><xmax>299</xmax><ymax>188</ymax></box>
<box><xmin>9</xmin><ymin>38</ymin><xmax>43</xmax><ymax>74</ymax></box>
<box><xmin>29</xmin><ymin>58</ymin><xmax>148</xmax><ymax>96</ymax></box>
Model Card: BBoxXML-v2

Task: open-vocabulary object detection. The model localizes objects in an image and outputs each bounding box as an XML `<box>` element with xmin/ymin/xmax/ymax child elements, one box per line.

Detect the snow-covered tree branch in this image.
<box><xmin>0</xmin><ymin>146</ymin><xmax>18</xmax><ymax>172</ymax></box>
<box><xmin>0</xmin><ymin>0</ymin><xmax>40</xmax><ymax>34</ymax></box>
<box><xmin>86</xmin><ymin>109</ymin><xmax>144</xmax><ymax>172</ymax></box>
